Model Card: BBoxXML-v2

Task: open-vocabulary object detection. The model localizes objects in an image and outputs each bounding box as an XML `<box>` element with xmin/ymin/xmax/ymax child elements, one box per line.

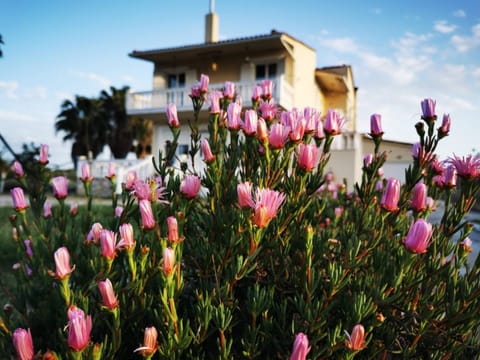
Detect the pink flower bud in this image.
<box><xmin>139</xmin><ymin>199</ymin><xmax>156</xmax><ymax>229</ymax></box>
<box><xmin>118</xmin><ymin>223</ymin><xmax>135</xmax><ymax>250</ymax></box>
<box><xmin>209</xmin><ymin>90</ymin><xmax>223</xmax><ymax>113</ymax></box>
<box><xmin>69</xmin><ymin>202</ymin><xmax>78</xmax><ymax>216</ymax></box>
<box><xmin>261</xmin><ymin>79</ymin><xmax>273</xmax><ymax>100</ymax></box>
<box><xmin>410</xmin><ymin>182</ymin><xmax>427</xmax><ymax>212</ymax></box>
<box><xmin>369</xmin><ymin>113</ymin><xmax>383</xmax><ymax>137</ymax></box>
<box><xmin>242</xmin><ymin>109</ymin><xmax>258</xmax><ymax>136</ymax></box>
<box><xmin>324</xmin><ymin>109</ymin><xmax>344</xmax><ymax>136</ymax></box>
<box><xmin>106</xmin><ymin>162</ymin><xmax>116</xmax><ymax>180</ymax></box>
<box><xmin>304</xmin><ymin>107</ymin><xmax>321</xmax><ymax>134</ymax></box>
<box><xmin>199</xmin><ymin>74</ymin><xmax>209</xmax><ymax>93</ymax></box>
<box><xmin>98</xmin><ymin>278</ymin><xmax>119</xmax><ymax>309</ymax></box>
<box><xmin>297</xmin><ymin>143</ymin><xmax>318</xmax><ymax>172</ymax></box>
<box><xmin>80</xmin><ymin>162</ymin><xmax>93</xmax><ymax>182</ymax></box>
<box><xmin>166</xmin><ymin>103</ymin><xmax>180</xmax><ymax>128</ymax></box>
<box><xmin>13</xmin><ymin>328</ymin><xmax>34</xmax><ymax>360</ymax></box>
<box><xmin>381</xmin><ymin>177</ymin><xmax>400</xmax><ymax>212</ymax></box>
<box><xmin>404</xmin><ymin>218</ymin><xmax>433</xmax><ymax>254</ymax></box>
<box><xmin>100</xmin><ymin>229</ymin><xmax>118</xmax><ymax>260</ymax></box>
<box><xmin>257</xmin><ymin>118</ymin><xmax>269</xmax><ymax>142</ymax></box>
<box><xmin>289</xmin><ymin>332</ymin><xmax>311</xmax><ymax>360</ymax></box>
<box><xmin>364</xmin><ymin>153</ymin><xmax>373</xmax><ymax>167</ymax></box>
<box><xmin>134</xmin><ymin>326</ymin><xmax>158</xmax><ymax>356</ymax></box>
<box><xmin>43</xmin><ymin>200</ymin><xmax>52</xmax><ymax>218</ymax></box>
<box><xmin>251</xmin><ymin>85</ymin><xmax>262</xmax><ymax>102</ymax></box>
<box><xmin>460</xmin><ymin>237</ymin><xmax>472</xmax><ymax>252</ymax></box>
<box><xmin>335</xmin><ymin>207</ymin><xmax>343</xmax><ymax>218</ymax></box>
<box><xmin>12</xmin><ymin>161</ymin><xmax>24</xmax><ymax>178</ymax></box>
<box><xmin>269</xmin><ymin>123</ymin><xmax>290</xmax><ymax>149</ymax></box>
<box><xmin>438</xmin><ymin>114</ymin><xmax>450</xmax><ymax>136</ymax></box>
<box><xmin>180</xmin><ymin>175</ymin><xmax>201</xmax><ymax>199</ymax></box>
<box><xmin>227</xmin><ymin>101</ymin><xmax>242</xmax><ymax>130</ymax></box>
<box><xmin>444</xmin><ymin>165</ymin><xmax>457</xmax><ymax>188</ymax></box>
<box><xmin>24</xmin><ymin>239</ymin><xmax>33</xmax><ymax>258</ymax></box>
<box><xmin>237</xmin><ymin>182</ymin><xmax>254</xmax><ymax>208</ymax></box>
<box><xmin>114</xmin><ymin>206</ymin><xmax>124</xmax><ymax>218</ymax></box>
<box><xmin>39</xmin><ymin>144</ymin><xmax>49</xmax><ymax>165</ymax></box>
<box><xmin>54</xmin><ymin>246</ymin><xmax>73</xmax><ymax>279</ymax></box>
<box><xmin>421</xmin><ymin>98</ymin><xmax>436</xmax><ymax>119</ymax></box>
<box><xmin>67</xmin><ymin>306</ymin><xmax>92</xmax><ymax>352</ymax></box>
<box><xmin>258</xmin><ymin>99</ymin><xmax>277</xmax><ymax>122</ymax></box>
<box><xmin>52</xmin><ymin>176</ymin><xmax>68</xmax><ymax>199</ymax></box>
<box><xmin>86</xmin><ymin>222</ymin><xmax>103</xmax><ymax>243</ymax></box>
<box><xmin>162</xmin><ymin>247</ymin><xmax>175</xmax><ymax>276</ymax></box>
<box><xmin>201</xmin><ymin>138</ymin><xmax>215</xmax><ymax>163</ymax></box>
<box><xmin>223</xmin><ymin>81</ymin><xmax>235</xmax><ymax>99</ymax></box>
<box><xmin>125</xmin><ymin>171</ymin><xmax>137</xmax><ymax>191</ymax></box>
<box><xmin>345</xmin><ymin>324</ymin><xmax>367</xmax><ymax>351</ymax></box>
<box><xmin>11</xmin><ymin>187</ymin><xmax>28</xmax><ymax>212</ymax></box>
<box><xmin>167</xmin><ymin>216</ymin><xmax>179</xmax><ymax>243</ymax></box>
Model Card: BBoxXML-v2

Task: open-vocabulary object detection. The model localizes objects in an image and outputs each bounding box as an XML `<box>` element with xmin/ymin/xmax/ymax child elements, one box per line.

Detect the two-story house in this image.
<box><xmin>82</xmin><ymin>7</ymin><xmax>412</xmax><ymax>194</ymax></box>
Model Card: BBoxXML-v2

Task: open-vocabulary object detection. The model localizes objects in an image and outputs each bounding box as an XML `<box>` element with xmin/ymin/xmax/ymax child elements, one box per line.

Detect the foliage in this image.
<box><xmin>2</xmin><ymin>77</ymin><xmax>480</xmax><ymax>359</ymax></box>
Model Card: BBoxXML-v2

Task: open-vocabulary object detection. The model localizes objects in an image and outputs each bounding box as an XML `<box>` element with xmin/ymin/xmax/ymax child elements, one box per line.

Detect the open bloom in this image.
<box><xmin>80</xmin><ymin>162</ymin><xmax>93</xmax><ymax>182</ymax></box>
<box><xmin>39</xmin><ymin>144</ymin><xmax>49</xmax><ymax>164</ymax></box>
<box><xmin>52</xmin><ymin>176</ymin><xmax>68</xmax><ymax>199</ymax></box>
<box><xmin>448</xmin><ymin>154</ymin><xmax>480</xmax><ymax>179</ymax></box>
<box><xmin>369</xmin><ymin>113</ymin><xmax>384</xmax><ymax>137</ymax></box>
<box><xmin>162</xmin><ymin>247</ymin><xmax>175</xmax><ymax>276</ymax></box>
<box><xmin>139</xmin><ymin>199</ymin><xmax>156</xmax><ymax>229</ymax></box>
<box><xmin>13</xmin><ymin>328</ymin><xmax>34</xmax><ymax>360</ymax></box>
<box><xmin>100</xmin><ymin>229</ymin><xmax>119</xmax><ymax>260</ymax></box>
<box><xmin>167</xmin><ymin>216</ymin><xmax>179</xmax><ymax>243</ymax></box>
<box><xmin>404</xmin><ymin>218</ymin><xmax>433</xmax><ymax>254</ymax></box>
<box><xmin>289</xmin><ymin>332</ymin><xmax>310</xmax><ymax>360</ymax></box>
<box><xmin>253</xmin><ymin>188</ymin><xmax>286</xmax><ymax>228</ymax></box>
<box><xmin>180</xmin><ymin>175</ymin><xmax>201</xmax><ymax>199</ymax></box>
<box><xmin>324</xmin><ymin>109</ymin><xmax>344</xmax><ymax>136</ymax></box>
<box><xmin>134</xmin><ymin>326</ymin><xmax>158</xmax><ymax>356</ymax></box>
<box><xmin>166</xmin><ymin>103</ymin><xmax>180</xmax><ymax>128</ymax></box>
<box><xmin>67</xmin><ymin>306</ymin><xmax>92</xmax><ymax>352</ymax></box>
<box><xmin>269</xmin><ymin>123</ymin><xmax>290</xmax><ymax>149</ymax></box>
<box><xmin>86</xmin><ymin>222</ymin><xmax>103</xmax><ymax>243</ymax></box>
<box><xmin>381</xmin><ymin>177</ymin><xmax>400</xmax><ymax>212</ymax></box>
<box><xmin>297</xmin><ymin>143</ymin><xmax>318</xmax><ymax>172</ymax></box>
<box><xmin>201</xmin><ymin>138</ymin><xmax>215</xmax><ymax>163</ymax></box>
<box><xmin>11</xmin><ymin>187</ymin><xmax>28</xmax><ymax>212</ymax></box>
<box><xmin>237</xmin><ymin>182</ymin><xmax>254</xmax><ymax>208</ymax></box>
<box><xmin>345</xmin><ymin>324</ymin><xmax>367</xmax><ymax>351</ymax></box>
<box><xmin>117</xmin><ymin>223</ymin><xmax>135</xmax><ymax>250</ymax></box>
<box><xmin>304</xmin><ymin>107</ymin><xmax>321</xmax><ymax>134</ymax></box>
<box><xmin>98</xmin><ymin>278</ymin><xmax>119</xmax><ymax>310</ymax></box>
<box><xmin>410</xmin><ymin>182</ymin><xmax>427</xmax><ymax>212</ymax></box>
<box><xmin>258</xmin><ymin>99</ymin><xmax>277</xmax><ymax>122</ymax></box>
<box><xmin>54</xmin><ymin>246</ymin><xmax>74</xmax><ymax>279</ymax></box>
<box><xmin>12</xmin><ymin>161</ymin><xmax>24</xmax><ymax>178</ymax></box>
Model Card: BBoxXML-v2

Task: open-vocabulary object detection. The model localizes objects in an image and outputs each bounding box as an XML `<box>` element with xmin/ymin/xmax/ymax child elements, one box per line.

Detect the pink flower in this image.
<box><xmin>223</xmin><ymin>81</ymin><xmax>235</xmax><ymax>99</ymax></box>
<box><xmin>289</xmin><ymin>332</ymin><xmax>310</xmax><ymax>360</ymax></box>
<box><xmin>269</xmin><ymin>123</ymin><xmax>290</xmax><ymax>149</ymax></box>
<box><xmin>253</xmin><ymin>188</ymin><xmax>286</xmax><ymax>228</ymax></box>
<box><xmin>460</xmin><ymin>237</ymin><xmax>472</xmax><ymax>252</ymax></box>
<box><xmin>444</xmin><ymin>165</ymin><xmax>457</xmax><ymax>188</ymax></box>
<box><xmin>69</xmin><ymin>202</ymin><xmax>78</xmax><ymax>216</ymax></box>
<box><xmin>324</xmin><ymin>109</ymin><xmax>344</xmax><ymax>136</ymax></box>
<box><xmin>13</xmin><ymin>328</ymin><xmax>34</xmax><ymax>360</ymax></box>
<box><xmin>11</xmin><ymin>187</ymin><xmax>28</xmax><ymax>212</ymax></box>
<box><xmin>43</xmin><ymin>200</ymin><xmax>52</xmax><ymax>218</ymax></box>
<box><xmin>227</xmin><ymin>101</ymin><xmax>242</xmax><ymax>130</ymax></box>
<box><xmin>86</xmin><ymin>222</ymin><xmax>103</xmax><ymax>244</ymax></box>
<box><xmin>242</xmin><ymin>109</ymin><xmax>258</xmax><ymax>136</ymax></box>
<box><xmin>162</xmin><ymin>247</ymin><xmax>175</xmax><ymax>276</ymax></box>
<box><xmin>261</xmin><ymin>79</ymin><xmax>273</xmax><ymax>100</ymax></box>
<box><xmin>133</xmin><ymin>179</ymin><xmax>152</xmax><ymax>201</ymax></box>
<box><xmin>297</xmin><ymin>143</ymin><xmax>318</xmax><ymax>172</ymax></box>
<box><xmin>39</xmin><ymin>144</ymin><xmax>49</xmax><ymax>165</ymax></box>
<box><xmin>201</xmin><ymin>138</ymin><xmax>215</xmax><ymax>163</ymax></box>
<box><xmin>134</xmin><ymin>326</ymin><xmax>158</xmax><ymax>356</ymax></box>
<box><xmin>114</xmin><ymin>206</ymin><xmax>124</xmax><ymax>218</ymax></box>
<box><xmin>100</xmin><ymin>229</ymin><xmax>118</xmax><ymax>260</ymax></box>
<box><xmin>404</xmin><ymin>218</ymin><xmax>433</xmax><ymax>254</ymax></box>
<box><xmin>257</xmin><ymin>118</ymin><xmax>268</xmax><ymax>142</ymax></box>
<box><xmin>335</xmin><ymin>207</ymin><xmax>343</xmax><ymax>218</ymax></box>
<box><xmin>314</xmin><ymin>117</ymin><xmax>325</xmax><ymax>140</ymax></box>
<box><xmin>285</xmin><ymin>109</ymin><xmax>307</xmax><ymax>143</ymax></box>
<box><xmin>166</xmin><ymin>103</ymin><xmax>180</xmax><ymax>128</ymax></box>
<box><xmin>209</xmin><ymin>90</ymin><xmax>223</xmax><ymax>113</ymax></box>
<box><xmin>139</xmin><ymin>199</ymin><xmax>156</xmax><ymax>229</ymax></box>
<box><xmin>380</xmin><ymin>177</ymin><xmax>400</xmax><ymax>212</ymax></box>
<box><xmin>448</xmin><ymin>154</ymin><xmax>480</xmax><ymax>179</ymax></box>
<box><xmin>258</xmin><ymin>99</ymin><xmax>277</xmax><ymax>122</ymax></box>
<box><xmin>237</xmin><ymin>181</ymin><xmax>254</xmax><ymax>208</ymax></box>
<box><xmin>54</xmin><ymin>246</ymin><xmax>74</xmax><ymax>279</ymax></box>
<box><xmin>345</xmin><ymin>324</ymin><xmax>367</xmax><ymax>351</ymax></box>
<box><xmin>80</xmin><ymin>162</ymin><xmax>93</xmax><ymax>182</ymax></box>
<box><xmin>251</xmin><ymin>85</ymin><xmax>262</xmax><ymax>102</ymax></box>
<box><xmin>106</xmin><ymin>162</ymin><xmax>116</xmax><ymax>180</ymax></box>
<box><xmin>117</xmin><ymin>223</ymin><xmax>135</xmax><ymax>250</ymax></box>
<box><xmin>125</xmin><ymin>171</ymin><xmax>137</xmax><ymax>190</ymax></box>
<box><xmin>304</xmin><ymin>107</ymin><xmax>321</xmax><ymax>134</ymax></box>
<box><xmin>12</xmin><ymin>161</ymin><xmax>24</xmax><ymax>178</ymax></box>
<box><xmin>167</xmin><ymin>216</ymin><xmax>179</xmax><ymax>243</ymax></box>
<box><xmin>421</xmin><ymin>98</ymin><xmax>436</xmax><ymax>119</ymax></box>
<box><xmin>410</xmin><ymin>182</ymin><xmax>427</xmax><ymax>212</ymax></box>
<box><xmin>369</xmin><ymin>113</ymin><xmax>383</xmax><ymax>137</ymax></box>
<box><xmin>98</xmin><ymin>278</ymin><xmax>119</xmax><ymax>310</ymax></box>
<box><xmin>180</xmin><ymin>175</ymin><xmax>201</xmax><ymax>199</ymax></box>
<box><xmin>364</xmin><ymin>154</ymin><xmax>373</xmax><ymax>167</ymax></box>
<box><xmin>52</xmin><ymin>176</ymin><xmax>68</xmax><ymax>199</ymax></box>
<box><xmin>67</xmin><ymin>306</ymin><xmax>92</xmax><ymax>352</ymax></box>
<box><xmin>438</xmin><ymin>114</ymin><xmax>450</xmax><ymax>136</ymax></box>
<box><xmin>198</xmin><ymin>74</ymin><xmax>209</xmax><ymax>93</ymax></box>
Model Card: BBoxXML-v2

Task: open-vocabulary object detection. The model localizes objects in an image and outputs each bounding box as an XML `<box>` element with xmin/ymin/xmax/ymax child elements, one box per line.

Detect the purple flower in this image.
<box><xmin>404</xmin><ymin>219</ymin><xmax>433</xmax><ymax>254</ymax></box>
<box><xmin>421</xmin><ymin>98</ymin><xmax>436</xmax><ymax>119</ymax></box>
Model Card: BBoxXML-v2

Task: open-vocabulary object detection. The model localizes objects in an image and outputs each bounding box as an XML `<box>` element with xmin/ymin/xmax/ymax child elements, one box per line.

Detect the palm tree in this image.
<box><xmin>0</xmin><ymin>34</ymin><xmax>4</xmax><ymax>58</ymax></box>
<box><xmin>100</xmin><ymin>86</ymin><xmax>133</xmax><ymax>159</ymax></box>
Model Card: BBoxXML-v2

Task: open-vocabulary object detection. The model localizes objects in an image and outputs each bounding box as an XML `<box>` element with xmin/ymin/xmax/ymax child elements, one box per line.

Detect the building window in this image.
<box><xmin>167</xmin><ymin>73</ymin><xmax>185</xmax><ymax>88</ymax></box>
<box><xmin>255</xmin><ymin>63</ymin><xmax>277</xmax><ymax>80</ymax></box>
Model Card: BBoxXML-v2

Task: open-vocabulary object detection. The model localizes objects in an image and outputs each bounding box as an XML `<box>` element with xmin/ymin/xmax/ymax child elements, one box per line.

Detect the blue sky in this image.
<box><xmin>1</xmin><ymin>0</ymin><xmax>479</xmax><ymax>168</ymax></box>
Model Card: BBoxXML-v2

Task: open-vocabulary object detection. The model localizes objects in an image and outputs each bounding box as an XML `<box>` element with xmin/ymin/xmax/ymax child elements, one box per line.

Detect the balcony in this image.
<box><xmin>126</xmin><ymin>76</ymin><xmax>294</xmax><ymax>115</ymax></box>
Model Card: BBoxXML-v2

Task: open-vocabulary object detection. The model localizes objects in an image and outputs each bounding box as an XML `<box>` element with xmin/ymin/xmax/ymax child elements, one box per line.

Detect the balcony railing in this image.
<box><xmin>126</xmin><ymin>76</ymin><xmax>294</xmax><ymax>115</ymax></box>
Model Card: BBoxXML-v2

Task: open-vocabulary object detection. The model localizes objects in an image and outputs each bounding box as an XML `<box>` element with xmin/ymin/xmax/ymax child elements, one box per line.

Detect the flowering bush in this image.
<box><xmin>1</xmin><ymin>76</ymin><xmax>480</xmax><ymax>359</ymax></box>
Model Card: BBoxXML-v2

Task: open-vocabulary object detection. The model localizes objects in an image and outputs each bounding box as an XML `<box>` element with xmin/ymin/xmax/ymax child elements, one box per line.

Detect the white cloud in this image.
<box><xmin>434</xmin><ymin>20</ymin><xmax>457</xmax><ymax>34</ymax></box>
<box><xmin>451</xmin><ymin>23</ymin><xmax>480</xmax><ymax>52</ymax></box>
<box><xmin>70</xmin><ymin>70</ymin><xmax>111</xmax><ymax>87</ymax></box>
<box><xmin>0</xmin><ymin>81</ymin><xmax>19</xmax><ymax>99</ymax></box>
<box><xmin>0</xmin><ymin>109</ymin><xmax>34</xmax><ymax>122</ymax></box>
<box><xmin>319</xmin><ymin>37</ymin><xmax>358</xmax><ymax>53</ymax></box>
<box><xmin>473</xmin><ymin>67</ymin><xmax>480</xmax><ymax>78</ymax></box>
<box><xmin>453</xmin><ymin>9</ymin><xmax>466</xmax><ymax>18</ymax></box>
<box><xmin>24</xmin><ymin>86</ymin><xmax>48</xmax><ymax>99</ymax></box>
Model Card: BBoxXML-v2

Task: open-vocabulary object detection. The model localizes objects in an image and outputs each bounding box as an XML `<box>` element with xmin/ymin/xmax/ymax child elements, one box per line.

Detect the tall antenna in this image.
<box><xmin>210</xmin><ymin>0</ymin><xmax>215</xmax><ymax>13</ymax></box>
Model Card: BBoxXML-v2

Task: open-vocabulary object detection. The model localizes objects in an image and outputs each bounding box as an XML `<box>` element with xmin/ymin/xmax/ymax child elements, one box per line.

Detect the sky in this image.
<box><xmin>0</xmin><ymin>0</ymin><xmax>479</xmax><ymax>168</ymax></box>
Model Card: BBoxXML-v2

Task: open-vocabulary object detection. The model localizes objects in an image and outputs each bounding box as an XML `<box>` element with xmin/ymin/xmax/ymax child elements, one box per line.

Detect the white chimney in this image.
<box><xmin>205</xmin><ymin>0</ymin><xmax>219</xmax><ymax>43</ymax></box>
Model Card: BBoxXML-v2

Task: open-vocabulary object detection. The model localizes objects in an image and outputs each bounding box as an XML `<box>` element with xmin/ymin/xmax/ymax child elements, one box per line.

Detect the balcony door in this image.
<box><xmin>255</xmin><ymin>63</ymin><xmax>277</xmax><ymax>80</ymax></box>
<box><xmin>167</xmin><ymin>73</ymin><xmax>186</xmax><ymax>106</ymax></box>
